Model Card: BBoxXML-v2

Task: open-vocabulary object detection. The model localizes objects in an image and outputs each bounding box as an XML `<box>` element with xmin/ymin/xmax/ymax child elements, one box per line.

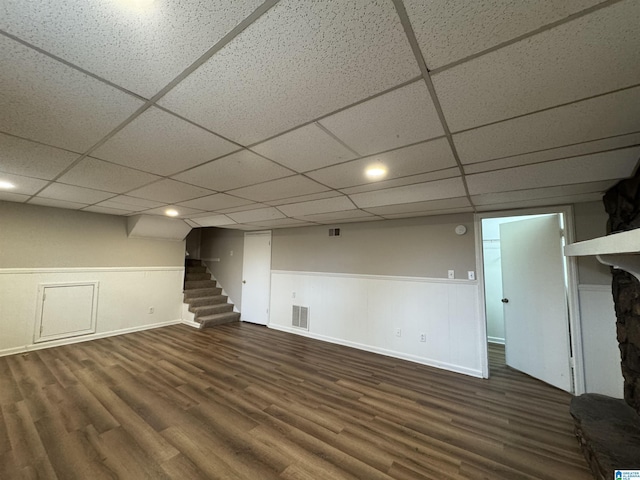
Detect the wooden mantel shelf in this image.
<box><xmin>564</xmin><ymin>229</ymin><xmax>640</xmax><ymax>281</ymax></box>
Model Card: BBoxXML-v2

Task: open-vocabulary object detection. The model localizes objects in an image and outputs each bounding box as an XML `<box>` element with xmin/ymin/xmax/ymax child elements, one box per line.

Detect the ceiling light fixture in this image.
<box><xmin>0</xmin><ymin>180</ymin><xmax>16</xmax><ymax>190</ymax></box>
<box><xmin>365</xmin><ymin>164</ymin><xmax>387</xmax><ymax>181</ymax></box>
<box><xmin>165</xmin><ymin>209</ymin><xmax>179</xmax><ymax>217</ymax></box>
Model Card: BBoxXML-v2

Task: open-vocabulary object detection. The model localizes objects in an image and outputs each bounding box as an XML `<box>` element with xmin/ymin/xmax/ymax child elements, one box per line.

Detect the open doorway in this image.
<box><xmin>477</xmin><ymin>207</ymin><xmax>583</xmax><ymax>394</ymax></box>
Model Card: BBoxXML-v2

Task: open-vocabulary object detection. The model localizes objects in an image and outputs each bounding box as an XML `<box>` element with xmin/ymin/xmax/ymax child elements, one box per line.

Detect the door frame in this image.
<box><xmin>473</xmin><ymin>205</ymin><xmax>585</xmax><ymax>394</ymax></box>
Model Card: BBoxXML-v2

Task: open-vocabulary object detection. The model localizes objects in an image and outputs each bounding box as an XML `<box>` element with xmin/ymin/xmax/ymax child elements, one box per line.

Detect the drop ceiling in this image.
<box><xmin>1</xmin><ymin>0</ymin><xmax>639</xmax><ymax>230</ymax></box>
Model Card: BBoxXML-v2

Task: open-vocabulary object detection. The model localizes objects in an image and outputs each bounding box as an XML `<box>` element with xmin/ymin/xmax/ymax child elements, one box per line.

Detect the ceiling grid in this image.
<box><xmin>0</xmin><ymin>0</ymin><xmax>638</xmax><ymax>227</ymax></box>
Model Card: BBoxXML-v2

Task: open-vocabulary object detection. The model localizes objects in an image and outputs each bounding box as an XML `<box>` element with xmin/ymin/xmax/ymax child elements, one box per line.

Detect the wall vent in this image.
<box><xmin>329</xmin><ymin>228</ymin><xmax>341</xmax><ymax>237</ymax></box>
<box><xmin>292</xmin><ymin>305</ymin><xmax>309</xmax><ymax>330</ymax></box>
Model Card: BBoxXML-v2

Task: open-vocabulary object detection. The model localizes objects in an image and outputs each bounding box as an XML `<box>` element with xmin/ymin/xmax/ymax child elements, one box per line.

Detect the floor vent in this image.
<box><xmin>292</xmin><ymin>305</ymin><xmax>309</xmax><ymax>330</ymax></box>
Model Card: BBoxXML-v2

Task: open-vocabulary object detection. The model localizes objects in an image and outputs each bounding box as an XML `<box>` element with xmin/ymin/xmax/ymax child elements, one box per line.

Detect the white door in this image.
<box><xmin>500</xmin><ymin>215</ymin><xmax>573</xmax><ymax>392</ymax></box>
<box><xmin>241</xmin><ymin>231</ymin><xmax>272</xmax><ymax>325</ymax></box>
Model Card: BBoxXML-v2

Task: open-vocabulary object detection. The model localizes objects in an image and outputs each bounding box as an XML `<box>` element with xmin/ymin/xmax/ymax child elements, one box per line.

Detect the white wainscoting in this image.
<box><xmin>578</xmin><ymin>284</ymin><xmax>624</xmax><ymax>398</ymax></box>
<box><xmin>270</xmin><ymin>270</ymin><xmax>483</xmax><ymax>377</ymax></box>
<box><xmin>0</xmin><ymin>267</ymin><xmax>184</xmax><ymax>356</ymax></box>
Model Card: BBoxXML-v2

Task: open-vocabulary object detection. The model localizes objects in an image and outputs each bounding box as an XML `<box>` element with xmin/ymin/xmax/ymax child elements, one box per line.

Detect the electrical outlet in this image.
<box><xmin>420</xmin><ymin>333</ymin><xmax>426</xmax><ymax>342</ymax></box>
<box><xmin>292</xmin><ymin>291</ymin><xmax>296</xmax><ymax>299</ymax></box>
<box><xmin>148</xmin><ymin>307</ymin><xmax>154</xmax><ymax>314</ymax></box>
<box><xmin>395</xmin><ymin>328</ymin><xmax>402</xmax><ymax>338</ymax></box>
<box><xmin>448</xmin><ymin>270</ymin><xmax>455</xmax><ymax>279</ymax></box>
<box><xmin>468</xmin><ymin>271</ymin><xmax>475</xmax><ymax>280</ymax></box>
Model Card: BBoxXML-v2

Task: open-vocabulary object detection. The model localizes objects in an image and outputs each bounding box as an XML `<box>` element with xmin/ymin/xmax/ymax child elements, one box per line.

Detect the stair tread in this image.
<box><xmin>185</xmin><ymin>280</ymin><xmax>218</xmax><ymax>289</ymax></box>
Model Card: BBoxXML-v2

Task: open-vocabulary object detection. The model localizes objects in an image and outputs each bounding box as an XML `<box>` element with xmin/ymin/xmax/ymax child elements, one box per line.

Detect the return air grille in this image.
<box><xmin>292</xmin><ymin>305</ymin><xmax>309</xmax><ymax>330</ymax></box>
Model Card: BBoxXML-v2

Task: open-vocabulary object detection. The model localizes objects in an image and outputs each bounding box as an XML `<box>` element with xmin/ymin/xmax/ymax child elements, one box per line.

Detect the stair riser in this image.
<box><xmin>193</xmin><ymin>304</ymin><xmax>234</xmax><ymax>318</ymax></box>
<box><xmin>185</xmin><ymin>259</ymin><xmax>203</xmax><ymax>267</ymax></box>
<box><xmin>183</xmin><ymin>287</ymin><xmax>222</xmax><ymax>299</ymax></box>
<box><xmin>198</xmin><ymin>312</ymin><xmax>240</xmax><ymax>329</ymax></box>
<box><xmin>185</xmin><ymin>273</ymin><xmax>211</xmax><ymax>281</ymax></box>
<box><xmin>186</xmin><ymin>266</ymin><xmax>207</xmax><ymax>274</ymax></box>
<box><xmin>185</xmin><ymin>280</ymin><xmax>217</xmax><ymax>290</ymax></box>
<box><xmin>188</xmin><ymin>296</ymin><xmax>228</xmax><ymax>308</ymax></box>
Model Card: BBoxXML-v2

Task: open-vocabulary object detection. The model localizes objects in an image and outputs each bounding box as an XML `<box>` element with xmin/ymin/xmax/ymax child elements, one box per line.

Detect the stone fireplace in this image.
<box><xmin>569</xmin><ymin>171</ymin><xmax>640</xmax><ymax>479</ymax></box>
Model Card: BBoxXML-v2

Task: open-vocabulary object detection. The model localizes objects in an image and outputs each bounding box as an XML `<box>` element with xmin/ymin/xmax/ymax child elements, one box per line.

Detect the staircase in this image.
<box><xmin>183</xmin><ymin>259</ymin><xmax>240</xmax><ymax>329</ymax></box>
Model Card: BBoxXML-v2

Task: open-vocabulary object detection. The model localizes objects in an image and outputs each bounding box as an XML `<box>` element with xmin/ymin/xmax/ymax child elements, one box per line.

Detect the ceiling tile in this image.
<box><xmin>266</xmin><ymin>191</ymin><xmax>343</xmax><ymax>206</ymax></box>
<box><xmin>466</xmin><ymin>147</ymin><xmax>640</xmax><ymax>196</ymax></box>
<box><xmin>340</xmin><ymin>168</ymin><xmax>460</xmax><ymax>195</ymax></box>
<box><xmin>217</xmin><ymin>202</ymin><xmax>266</xmax><ymax>214</ymax></box>
<box><xmin>83</xmin><ymin>205</ymin><xmax>136</xmax><ymax>216</ymax></box>
<box><xmin>0</xmin><ymin>192</ymin><xmax>30</xmax><ymax>203</ymax></box>
<box><xmin>251</xmin><ymin>123</ymin><xmax>357</xmax><ymax>172</ymax></box>
<box><xmin>294</xmin><ymin>209</ymin><xmax>378</xmax><ymax>223</ymax></box>
<box><xmin>350</xmin><ymin>177</ymin><xmax>467</xmax><ymax>208</ymax></box>
<box><xmin>464</xmin><ymin>132</ymin><xmax>640</xmax><ymax>174</ymax></box>
<box><xmin>28</xmin><ymin>198</ymin><xmax>88</xmax><ymax>210</ymax></box>
<box><xmin>307</xmin><ymin>139</ymin><xmax>457</xmax><ymax>189</ymax></box>
<box><xmin>277</xmin><ymin>196</ymin><xmax>356</xmax><ymax>217</ymax></box>
<box><xmin>0</xmin><ymin>172</ymin><xmax>49</xmax><ymax>195</ymax></box>
<box><xmin>471</xmin><ymin>180</ymin><xmax>614</xmax><ymax>206</ymax></box>
<box><xmin>57</xmin><ymin>157</ymin><xmax>161</xmax><ymax>193</ymax></box>
<box><xmin>319</xmin><ymin>81</ymin><xmax>444</xmax><ymax>156</ymax></box>
<box><xmin>188</xmin><ymin>214</ymin><xmax>237</xmax><ymax>228</ymax></box>
<box><xmin>226</xmin><ymin>207</ymin><xmax>286</xmax><ymax>223</ymax></box>
<box><xmin>0</xmin><ymin>133</ymin><xmax>80</xmax><ymax>179</ymax></box>
<box><xmin>92</xmin><ymin>107</ymin><xmax>239</xmax><ymax>176</ymax></box>
<box><xmin>105</xmin><ymin>195</ymin><xmax>165</xmax><ymax>209</ymax></box>
<box><xmin>173</xmin><ymin>150</ymin><xmax>292</xmax><ymax>191</ymax></box>
<box><xmin>141</xmin><ymin>205</ymin><xmax>204</xmax><ymax>218</ymax></box>
<box><xmin>454</xmin><ymin>86</ymin><xmax>640</xmax><ymax>164</ymax></box>
<box><xmin>364</xmin><ymin>197</ymin><xmax>471</xmax><ymax>216</ymax></box>
<box><xmin>248</xmin><ymin>218</ymin><xmax>315</xmax><ymax>228</ymax></box>
<box><xmin>95</xmin><ymin>200</ymin><xmax>152</xmax><ymax>212</ymax></box>
<box><xmin>404</xmin><ymin>0</ymin><xmax>602</xmax><ymax>69</ymax></box>
<box><xmin>475</xmin><ymin>193</ymin><xmax>605</xmax><ymax>212</ymax></box>
<box><xmin>228</xmin><ymin>175</ymin><xmax>330</xmax><ymax>202</ymax></box>
<box><xmin>382</xmin><ymin>207</ymin><xmax>474</xmax><ymax>219</ymax></box>
<box><xmin>0</xmin><ymin>0</ymin><xmax>265</xmax><ymax>98</ymax></box>
<box><xmin>433</xmin><ymin>1</ymin><xmax>640</xmax><ymax>132</ymax></box>
<box><xmin>37</xmin><ymin>183</ymin><xmax>114</xmax><ymax>204</ymax></box>
<box><xmin>177</xmin><ymin>193</ymin><xmax>253</xmax><ymax>211</ymax></box>
<box><xmin>0</xmin><ymin>35</ymin><xmax>143</xmax><ymax>152</ymax></box>
<box><xmin>159</xmin><ymin>0</ymin><xmax>419</xmax><ymax>144</ymax></box>
<box><xmin>127</xmin><ymin>179</ymin><xmax>214</xmax><ymax>203</ymax></box>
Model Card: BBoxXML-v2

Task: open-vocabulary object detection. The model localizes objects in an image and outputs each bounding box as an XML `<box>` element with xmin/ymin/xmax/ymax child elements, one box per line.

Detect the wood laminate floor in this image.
<box><xmin>0</xmin><ymin>323</ymin><xmax>591</xmax><ymax>479</ymax></box>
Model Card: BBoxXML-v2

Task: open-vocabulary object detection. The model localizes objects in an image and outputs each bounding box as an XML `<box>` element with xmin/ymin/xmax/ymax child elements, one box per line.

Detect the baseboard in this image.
<box><xmin>488</xmin><ymin>336</ymin><xmax>505</xmax><ymax>345</ymax></box>
<box><xmin>0</xmin><ymin>319</ymin><xmax>182</xmax><ymax>358</ymax></box>
<box><xmin>268</xmin><ymin>324</ymin><xmax>483</xmax><ymax>378</ymax></box>
<box><xmin>181</xmin><ymin>319</ymin><xmax>201</xmax><ymax>329</ymax></box>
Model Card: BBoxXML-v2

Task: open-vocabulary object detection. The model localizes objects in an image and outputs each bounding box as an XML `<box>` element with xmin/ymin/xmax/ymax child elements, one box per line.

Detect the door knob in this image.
<box><xmin>501</xmin><ymin>298</ymin><xmax>509</xmax><ymax>303</ymax></box>
<box><xmin>242</xmin><ymin>280</ymin><xmax>246</xmax><ymax>284</ymax></box>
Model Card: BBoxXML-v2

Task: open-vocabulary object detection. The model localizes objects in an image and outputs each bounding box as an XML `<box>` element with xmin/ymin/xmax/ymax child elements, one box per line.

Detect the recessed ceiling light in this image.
<box><xmin>165</xmin><ymin>209</ymin><xmax>179</xmax><ymax>217</ymax></box>
<box><xmin>0</xmin><ymin>180</ymin><xmax>16</xmax><ymax>190</ymax></box>
<box><xmin>365</xmin><ymin>164</ymin><xmax>387</xmax><ymax>180</ymax></box>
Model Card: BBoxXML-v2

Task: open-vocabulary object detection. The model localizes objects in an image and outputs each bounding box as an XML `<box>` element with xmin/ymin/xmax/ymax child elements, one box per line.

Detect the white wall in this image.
<box><xmin>0</xmin><ymin>267</ymin><xmax>183</xmax><ymax>356</ymax></box>
<box><xmin>483</xmin><ymin>241</ymin><xmax>505</xmax><ymax>343</ymax></box>
<box><xmin>0</xmin><ymin>202</ymin><xmax>186</xmax><ymax>355</ymax></box>
<box><xmin>578</xmin><ymin>285</ymin><xmax>624</xmax><ymax>398</ymax></box>
<box><xmin>270</xmin><ymin>271</ymin><xmax>483</xmax><ymax>377</ymax></box>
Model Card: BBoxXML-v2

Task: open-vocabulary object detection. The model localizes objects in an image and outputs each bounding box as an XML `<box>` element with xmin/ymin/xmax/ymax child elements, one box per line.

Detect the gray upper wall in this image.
<box><xmin>271</xmin><ymin>213</ymin><xmax>476</xmax><ymax>279</ymax></box>
<box><xmin>0</xmin><ymin>201</ymin><xmax>185</xmax><ymax>268</ymax></box>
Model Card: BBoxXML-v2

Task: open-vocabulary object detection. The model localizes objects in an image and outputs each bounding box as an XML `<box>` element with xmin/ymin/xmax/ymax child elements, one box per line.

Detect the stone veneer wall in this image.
<box><xmin>603</xmin><ymin>170</ymin><xmax>640</xmax><ymax>416</ymax></box>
